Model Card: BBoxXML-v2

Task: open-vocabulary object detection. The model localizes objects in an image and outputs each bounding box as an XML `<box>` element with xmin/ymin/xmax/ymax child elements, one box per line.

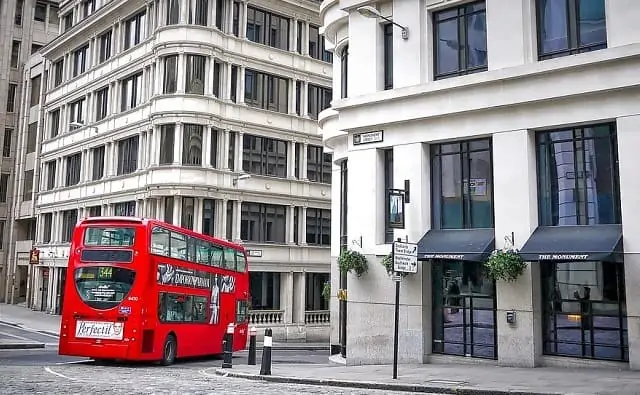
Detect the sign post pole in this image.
<box><xmin>391</xmin><ymin>238</ymin><xmax>418</xmax><ymax>380</ymax></box>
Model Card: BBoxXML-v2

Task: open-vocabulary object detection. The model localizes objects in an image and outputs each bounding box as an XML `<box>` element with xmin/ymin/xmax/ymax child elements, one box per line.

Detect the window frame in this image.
<box><xmin>242</xmin><ymin>134</ymin><xmax>288</xmax><ymax>178</ymax></box>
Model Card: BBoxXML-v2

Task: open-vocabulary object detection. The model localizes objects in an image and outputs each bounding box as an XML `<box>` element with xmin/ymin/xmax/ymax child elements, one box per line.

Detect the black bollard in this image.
<box><xmin>259</xmin><ymin>328</ymin><xmax>272</xmax><ymax>375</ymax></box>
<box><xmin>222</xmin><ymin>323</ymin><xmax>235</xmax><ymax>369</ymax></box>
<box><xmin>248</xmin><ymin>326</ymin><xmax>257</xmax><ymax>365</ymax></box>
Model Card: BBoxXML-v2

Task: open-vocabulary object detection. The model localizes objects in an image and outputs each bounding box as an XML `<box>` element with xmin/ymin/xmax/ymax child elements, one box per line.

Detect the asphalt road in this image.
<box><xmin>0</xmin><ymin>324</ymin><xmax>418</xmax><ymax>394</ymax></box>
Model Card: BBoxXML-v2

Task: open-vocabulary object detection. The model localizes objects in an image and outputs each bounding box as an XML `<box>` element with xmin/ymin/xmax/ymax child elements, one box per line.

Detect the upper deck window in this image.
<box><xmin>84</xmin><ymin>226</ymin><xmax>136</xmax><ymax>246</ymax></box>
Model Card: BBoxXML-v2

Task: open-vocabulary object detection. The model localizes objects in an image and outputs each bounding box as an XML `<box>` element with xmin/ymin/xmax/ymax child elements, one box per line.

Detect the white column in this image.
<box><xmin>203</xmin><ymin>126</ymin><xmax>212</xmax><ymax>167</ymax></box>
<box><xmin>239</xmin><ymin>0</ymin><xmax>248</xmax><ymax>38</ymax></box>
<box><xmin>218</xmin><ymin>199</ymin><xmax>228</xmax><ymax>238</ymax></box>
<box><xmin>179</xmin><ymin>0</ymin><xmax>187</xmax><ymax>23</ymax></box>
<box><xmin>173</xmin><ymin>196</ymin><xmax>181</xmax><ymax>225</ymax></box>
<box><xmin>299</xmin><ymin>206</ymin><xmax>307</xmax><ymax>245</ymax></box>
<box><xmin>137</xmin><ymin>131</ymin><xmax>144</xmax><ymax>170</ymax></box>
<box><xmin>195</xmin><ymin>198</ymin><xmax>204</xmax><ymax>232</ymax></box>
<box><xmin>173</xmin><ymin>122</ymin><xmax>183</xmax><ymax>164</ymax></box>
<box><xmin>225</xmin><ymin>0</ymin><xmax>234</xmax><ymax>33</ymax></box>
<box><xmin>238</xmin><ymin>66</ymin><xmax>245</xmax><ymax>104</ymax></box>
<box><xmin>221</xmin><ymin>129</ymin><xmax>229</xmax><ymax>169</ymax></box>
<box><xmin>279</xmin><ymin>272</ymin><xmax>293</xmax><ymax>323</ymax></box>
<box><xmin>224</xmin><ymin>63</ymin><xmax>233</xmax><ymax>100</ymax></box>
<box><xmin>177</xmin><ymin>54</ymin><xmax>185</xmax><ymax>93</ymax></box>
<box><xmin>233</xmin><ymin>200</ymin><xmax>242</xmax><ymax>241</ymax></box>
<box><xmin>303</xmin><ymin>22</ymin><xmax>310</xmax><ymax>55</ymax></box>
<box><xmin>288</xmin><ymin>79</ymin><xmax>296</xmax><ymax>114</ymax></box>
<box><xmin>301</xmin><ymin>143</ymin><xmax>308</xmax><ymax>180</ymax></box>
<box><xmin>301</xmin><ymin>81</ymin><xmax>308</xmax><ymax>117</ymax></box>
<box><xmin>287</xmin><ymin>205</ymin><xmax>295</xmax><ymax>244</ymax></box>
<box><xmin>235</xmin><ymin>132</ymin><xmax>243</xmax><ymax>172</ymax></box>
<box><xmin>291</xmin><ymin>18</ymin><xmax>298</xmax><ymax>52</ymax></box>
<box><xmin>155</xmin><ymin>199</ymin><xmax>162</xmax><ymax>219</ymax></box>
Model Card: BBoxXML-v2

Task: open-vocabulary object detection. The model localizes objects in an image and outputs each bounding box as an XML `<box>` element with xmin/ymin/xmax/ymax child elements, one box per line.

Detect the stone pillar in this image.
<box><xmin>239</xmin><ymin>1</ymin><xmax>248</xmax><ymax>38</ymax></box>
<box><xmin>299</xmin><ymin>207</ymin><xmax>307</xmax><ymax>245</ymax></box>
<box><xmin>172</xmin><ymin>196</ymin><xmax>181</xmax><ymax>225</ymax></box>
<box><xmin>238</xmin><ymin>66</ymin><xmax>245</xmax><ymax>104</ymax></box>
<box><xmin>195</xmin><ymin>198</ymin><xmax>204</xmax><ymax>232</ymax></box>
<box><xmin>616</xmin><ymin>114</ymin><xmax>640</xmax><ymax>370</ymax></box>
<box><xmin>235</xmin><ymin>132</ymin><xmax>243</xmax><ymax>172</ymax></box>
<box><xmin>293</xmin><ymin>272</ymin><xmax>306</xmax><ymax>324</ymax></box>
<box><xmin>287</xmin><ymin>141</ymin><xmax>295</xmax><ymax>178</ymax></box>
<box><xmin>203</xmin><ymin>126</ymin><xmax>212</xmax><ymax>166</ymax></box>
<box><xmin>301</xmin><ymin>143</ymin><xmax>308</xmax><ymax>180</ymax></box>
<box><xmin>173</xmin><ymin>122</ymin><xmax>183</xmax><ymax>164</ymax></box>
<box><xmin>233</xmin><ymin>200</ymin><xmax>242</xmax><ymax>241</ymax></box>
<box><xmin>218</xmin><ymin>199</ymin><xmax>228</xmax><ymax>238</ymax></box>
<box><xmin>177</xmin><ymin>53</ymin><xmax>185</xmax><ymax>93</ymax></box>
<box><xmin>291</xmin><ymin>18</ymin><xmax>299</xmax><ymax>52</ymax></box>
<box><xmin>286</xmin><ymin>205</ymin><xmax>296</xmax><ymax>244</ymax></box>
<box><xmin>280</xmin><ymin>272</ymin><xmax>293</xmax><ymax>324</ymax></box>
<box><xmin>221</xmin><ymin>129</ymin><xmax>230</xmax><ymax>169</ymax></box>
<box><xmin>492</xmin><ymin>129</ymin><xmax>541</xmax><ymax>368</ymax></box>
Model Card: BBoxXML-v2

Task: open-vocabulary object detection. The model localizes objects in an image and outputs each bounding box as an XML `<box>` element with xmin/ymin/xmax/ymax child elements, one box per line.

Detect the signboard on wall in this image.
<box><xmin>29</xmin><ymin>248</ymin><xmax>40</xmax><ymax>265</ymax></box>
<box><xmin>353</xmin><ymin>131</ymin><xmax>383</xmax><ymax>146</ymax></box>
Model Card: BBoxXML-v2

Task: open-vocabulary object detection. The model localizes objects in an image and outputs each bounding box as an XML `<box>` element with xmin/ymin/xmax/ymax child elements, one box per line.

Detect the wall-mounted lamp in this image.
<box><xmin>232</xmin><ymin>173</ymin><xmax>251</xmax><ymax>186</ymax></box>
<box><xmin>357</xmin><ymin>6</ymin><xmax>409</xmax><ymax>40</ymax></box>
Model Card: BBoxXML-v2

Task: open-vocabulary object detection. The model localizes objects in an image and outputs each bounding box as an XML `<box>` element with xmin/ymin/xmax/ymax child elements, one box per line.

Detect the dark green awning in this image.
<box><xmin>417</xmin><ymin>228</ymin><xmax>495</xmax><ymax>262</ymax></box>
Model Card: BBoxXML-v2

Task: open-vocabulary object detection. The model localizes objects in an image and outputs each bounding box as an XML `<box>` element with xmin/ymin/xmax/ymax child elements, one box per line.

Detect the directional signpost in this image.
<box><xmin>391</xmin><ymin>239</ymin><xmax>418</xmax><ymax>380</ymax></box>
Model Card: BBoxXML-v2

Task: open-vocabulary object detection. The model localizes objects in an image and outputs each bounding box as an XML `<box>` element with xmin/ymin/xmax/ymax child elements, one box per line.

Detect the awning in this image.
<box><xmin>518</xmin><ymin>224</ymin><xmax>623</xmax><ymax>262</ymax></box>
<box><xmin>417</xmin><ymin>228</ymin><xmax>495</xmax><ymax>262</ymax></box>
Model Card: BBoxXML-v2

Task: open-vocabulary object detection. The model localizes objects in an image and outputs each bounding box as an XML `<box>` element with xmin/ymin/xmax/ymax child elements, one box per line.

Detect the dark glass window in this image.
<box><xmin>92</xmin><ymin>146</ymin><xmax>105</xmax><ymax>180</ymax></box>
<box><xmin>185</xmin><ymin>55</ymin><xmax>206</xmax><ymax>94</ymax></box>
<box><xmin>164</xmin><ymin>196</ymin><xmax>174</xmax><ymax>224</ymax></box>
<box><xmin>114</xmin><ymin>201</ymin><xmax>136</xmax><ymax>216</ymax></box>
<box><xmin>53</xmin><ymin>59</ymin><xmax>64</xmax><ymax>87</ymax></box>
<box><xmin>2</xmin><ymin>128</ymin><xmax>11</xmax><ymax>157</ymax></box>
<box><xmin>158</xmin><ymin>293</ymin><xmax>208</xmax><ymax>323</ymax></box>
<box><xmin>42</xmin><ymin>213</ymin><xmax>53</xmax><ymax>243</ymax></box>
<box><xmin>62</xmin><ymin>209</ymin><xmax>78</xmax><ymax>242</ymax></box>
<box><xmin>210</xmin><ymin>128</ymin><xmax>218</xmax><ymax>167</ymax></box>
<box><xmin>244</xmin><ymin>69</ymin><xmax>288</xmax><ymax>114</ymax></box>
<box><xmin>383</xmin><ymin>23</ymin><xmax>393</xmax><ymax>90</ymax></box>
<box><xmin>188</xmin><ymin>0</ymin><xmax>208</xmax><ymax>26</ymax></box>
<box><xmin>120</xmin><ymin>72</ymin><xmax>143</xmax><ymax>111</ymax></box>
<box><xmin>159</xmin><ymin>124</ymin><xmax>175</xmax><ymax>164</ymax></box>
<box><xmin>246</xmin><ymin>6</ymin><xmax>289</xmax><ymax>50</ymax></box>
<box><xmin>215</xmin><ymin>0</ymin><xmax>223</xmax><ymax>29</ymax></box>
<box><xmin>536</xmin><ymin>124</ymin><xmax>620</xmax><ymax>226</ymax></box>
<box><xmin>541</xmin><ymin>261</ymin><xmax>627</xmax><ymax>361</ymax></box>
<box><xmin>240</xmin><ymin>203</ymin><xmax>286</xmax><ymax>243</ymax></box>
<box><xmin>46</xmin><ymin>161</ymin><xmax>56</xmax><ymax>190</ymax></box>
<box><xmin>123</xmin><ymin>11</ymin><xmax>146</xmax><ymax>50</ymax></box>
<box><xmin>65</xmin><ymin>153</ymin><xmax>82</xmax><ymax>186</ymax></box>
<box><xmin>432</xmin><ymin>261</ymin><xmax>496</xmax><ymax>359</ymax></box>
<box><xmin>182</xmin><ymin>124</ymin><xmax>203</xmax><ymax>166</ymax></box>
<box><xmin>232</xmin><ymin>1</ymin><xmax>240</xmax><ymax>35</ymax></box>
<box><xmin>49</xmin><ymin>110</ymin><xmax>60</xmax><ymax>138</ymax></box>
<box><xmin>383</xmin><ymin>149</ymin><xmax>394</xmax><ymax>243</ymax></box>
<box><xmin>242</xmin><ymin>134</ymin><xmax>287</xmax><ymax>178</ymax></box>
<box><xmin>117</xmin><ymin>135</ymin><xmax>139</xmax><ymax>175</ymax></box>
<box><xmin>433</xmin><ymin>1</ymin><xmax>487</xmax><ymax>80</ymax></box>
<box><xmin>226</xmin><ymin>200</ymin><xmax>233</xmax><ymax>240</ymax></box>
<box><xmin>307</xmin><ymin>84</ymin><xmax>332</xmax><ymax>120</ymax></box>
<box><xmin>431</xmin><ymin>139</ymin><xmax>493</xmax><ymax>229</ymax></box>
<box><xmin>34</xmin><ymin>2</ymin><xmax>47</xmax><ymax>21</ymax></box>
<box><xmin>166</xmin><ymin>0</ymin><xmax>179</xmax><ymax>25</ymax></box>
<box><xmin>72</xmin><ymin>44</ymin><xmax>89</xmax><ymax>77</ymax></box>
<box><xmin>181</xmin><ymin>197</ymin><xmax>195</xmax><ymax>230</ymax></box>
<box><xmin>163</xmin><ymin>55</ymin><xmax>178</xmax><ymax>94</ymax></box>
<box><xmin>95</xmin><ymin>87</ymin><xmax>109</xmax><ymax>121</ymax></box>
<box><xmin>75</xmin><ymin>267</ymin><xmax>136</xmax><ymax>310</ymax></box>
<box><xmin>536</xmin><ymin>0</ymin><xmax>606</xmax><ymax>60</ymax></box>
<box><xmin>305</xmin><ymin>208</ymin><xmax>330</xmax><ymax>245</ymax></box>
<box><xmin>202</xmin><ymin>199</ymin><xmax>215</xmax><ymax>236</ymax></box>
<box><xmin>340</xmin><ymin>46</ymin><xmax>348</xmax><ymax>99</ymax></box>
<box><xmin>307</xmin><ymin>145</ymin><xmax>331</xmax><ymax>184</ymax></box>
<box><xmin>230</xmin><ymin>65</ymin><xmax>238</xmax><ymax>103</ymax></box>
<box><xmin>309</xmin><ymin>25</ymin><xmax>333</xmax><ymax>62</ymax></box>
<box><xmin>99</xmin><ymin>30</ymin><xmax>112</xmax><ymax>63</ymax></box>
<box><xmin>228</xmin><ymin>131</ymin><xmax>236</xmax><ymax>170</ymax></box>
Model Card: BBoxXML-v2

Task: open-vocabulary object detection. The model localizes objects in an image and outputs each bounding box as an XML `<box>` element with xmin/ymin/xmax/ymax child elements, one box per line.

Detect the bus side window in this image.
<box><xmin>210</xmin><ymin>244</ymin><xmax>223</xmax><ymax>267</ymax></box>
<box><xmin>151</xmin><ymin>227</ymin><xmax>170</xmax><ymax>256</ymax></box>
<box><xmin>223</xmin><ymin>248</ymin><xmax>236</xmax><ymax>270</ymax></box>
<box><xmin>236</xmin><ymin>251</ymin><xmax>246</xmax><ymax>272</ymax></box>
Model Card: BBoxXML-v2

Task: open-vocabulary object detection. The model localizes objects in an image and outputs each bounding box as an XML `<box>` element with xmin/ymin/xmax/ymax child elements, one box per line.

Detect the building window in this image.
<box><xmin>88</xmin><ymin>206</ymin><xmax>101</xmax><ymax>217</ymax></box>
<box><xmin>340</xmin><ymin>46</ymin><xmax>348</xmax><ymax>99</ymax></box>
<box><xmin>65</xmin><ymin>153</ymin><xmax>82</xmax><ymax>186</ymax></box>
<box><xmin>53</xmin><ymin>59</ymin><xmax>64</xmax><ymax>87</ymax></box>
<box><xmin>246</xmin><ymin>7</ymin><xmax>289</xmax><ymax>51</ymax></box>
<box><xmin>83</xmin><ymin>0</ymin><xmax>96</xmax><ymax>18</ymax></box>
<box><xmin>537</xmin><ymin>124</ymin><xmax>620</xmax><ymax>226</ymax></box>
<box><xmin>307</xmin><ymin>84</ymin><xmax>332</xmax><ymax>120</ymax></box>
<box><xmin>10</xmin><ymin>41</ymin><xmax>20</xmax><ymax>68</ymax></box>
<box><xmin>120</xmin><ymin>72</ymin><xmax>143</xmax><ymax>111</ymax></box>
<box><xmin>431</xmin><ymin>138</ymin><xmax>493</xmax><ymax>229</ymax></box>
<box><xmin>61</xmin><ymin>210</ymin><xmax>78</xmax><ymax>243</ymax></box>
<box><xmin>242</xmin><ymin>134</ymin><xmax>287</xmax><ymax>178</ymax></box>
<box><xmin>244</xmin><ymin>69</ymin><xmax>288</xmax><ymax>114</ymax></box>
<box><xmin>114</xmin><ymin>201</ymin><xmax>136</xmax><ymax>216</ymax></box>
<box><xmin>182</xmin><ymin>124</ymin><xmax>203</xmax><ymax>166</ymax></box>
<box><xmin>249</xmin><ymin>272</ymin><xmax>280</xmax><ymax>310</ymax></box>
<box><xmin>49</xmin><ymin>5</ymin><xmax>59</xmax><ymax>24</ymax></box>
<box><xmin>42</xmin><ymin>213</ymin><xmax>53</xmax><ymax>243</ymax></box>
<box><xmin>232</xmin><ymin>1</ymin><xmax>240</xmax><ymax>35</ymax></box>
<box><xmin>0</xmin><ymin>174</ymin><xmax>9</xmax><ymax>202</ymax></box>
<box><xmin>46</xmin><ymin>161</ymin><xmax>56</xmax><ymax>190</ymax></box>
<box><xmin>383</xmin><ymin>23</ymin><xmax>393</xmax><ymax>90</ymax></box>
<box><xmin>95</xmin><ymin>87</ymin><xmax>109</xmax><ymax>121</ymax></box>
<box><xmin>306</xmin><ymin>208</ymin><xmax>330</xmax><ymax>245</ymax></box>
<box><xmin>63</xmin><ymin>12</ymin><xmax>73</xmax><ymax>31</ymax></box>
<box><xmin>212</xmin><ymin>60</ymin><xmax>221</xmax><ymax>97</ymax></box>
<box><xmin>72</xmin><ymin>44</ymin><xmax>89</xmax><ymax>77</ymax></box>
<box><xmin>159</xmin><ymin>124</ymin><xmax>175</xmax><ymax>164</ymax></box>
<box><xmin>166</xmin><ymin>0</ymin><xmax>179</xmax><ymax>25</ymax></box>
<box><xmin>228</xmin><ymin>131</ymin><xmax>236</xmax><ymax>170</ymax></box>
<box><xmin>6</xmin><ymin>84</ymin><xmax>17</xmax><ymax>112</ymax></box>
<box><xmin>117</xmin><ymin>135</ymin><xmax>139</xmax><ymax>175</ymax></box>
<box><xmin>432</xmin><ymin>261</ymin><xmax>497</xmax><ymax>359</ymax></box>
<box><xmin>536</xmin><ymin>0</ymin><xmax>606</xmax><ymax>60</ymax></box>
<box><xmin>296</xmin><ymin>21</ymin><xmax>303</xmax><ymax>53</ymax></box>
<box><xmin>215</xmin><ymin>0</ymin><xmax>223</xmax><ymax>29</ymax></box>
<box><xmin>124</xmin><ymin>11</ymin><xmax>146</xmax><ymax>50</ymax></box>
<box><xmin>210</xmin><ymin>128</ymin><xmax>218</xmax><ymax>167</ymax></box>
<box><xmin>14</xmin><ymin>0</ymin><xmax>24</xmax><ymax>25</ymax></box>
<box><xmin>3</xmin><ymin>129</ymin><xmax>12</xmax><ymax>157</ymax></box>
<box><xmin>230</xmin><ymin>65</ymin><xmax>238</xmax><ymax>102</ymax></box>
<box><xmin>99</xmin><ymin>30</ymin><xmax>112</xmax><ymax>63</ymax></box>
<box><xmin>181</xmin><ymin>197</ymin><xmax>195</xmax><ymax>230</ymax></box>
<box><xmin>34</xmin><ymin>2</ymin><xmax>47</xmax><ymax>21</ymax></box>
<box><xmin>307</xmin><ymin>145</ymin><xmax>331</xmax><ymax>184</ymax></box>
<box><xmin>31</xmin><ymin>44</ymin><xmax>43</xmax><ymax>54</ymax></box>
<box><xmin>49</xmin><ymin>109</ymin><xmax>60</xmax><ymax>138</ymax></box>
<box><xmin>383</xmin><ymin>149</ymin><xmax>394</xmax><ymax>243</ymax></box>
<box><xmin>202</xmin><ymin>199</ymin><xmax>215</xmax><ymax>236</ymax></box>
<box><xmin>433</xmin><ymin>1</ymin><xmax>487</xmax><ymax>80</ymax></box>
<box><xmin>69</xmin><ymin>98</ymin><xmax>85</xmax><ymax>125</ymax></box>
<box><xmin>26</xmin><ymin>123</ymin><xmax>37</xmax><ymax>154</ymax></box>
<box><xmin>164</xmin><ymin>196</ymin><xmax>174</xmax><ymax>224</ymax></box>
<box><xmin>185</xmin><ymin>55</ymin><xmax>206</xmax><ymax>94</ymax></box>
<box><xmin>23</xmin><ymin>170</ymin><xmax>34</xmax><ymax>201</ymax></box>
<box><xmin>92</xmin><ymin>146</ymin><xmax>105</xmax><ymax>180</ymax></box>
<box><xmin>541</xmin><ymin>261</ymin><xmax>627</xmax><ymax>361</ymax></box>
<box><xmin>188</xmin><ymin>0</ymin><xmax>208</xmax><ymax>26</ymax></box>
<box><xmin>30</xmin><ymin>75</ymin><xmax>41</xmax><ymax>107</ymax></box>
<box><xmin>309</xmin><ymin>25</ymin><xmax>332</xmax><ymax>63</ymax></box>
<box><xmin>240</xmin><ymin>203</ymin><xmax>286</xmax><ymax>243</ymax></box>
<box><xmin>163</xmin><ymin>55</ymin><xmax>178</xmax><ymax>94</ymax></box>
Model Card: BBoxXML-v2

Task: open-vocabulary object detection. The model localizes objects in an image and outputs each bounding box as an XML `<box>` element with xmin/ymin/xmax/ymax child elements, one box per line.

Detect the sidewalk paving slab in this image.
<box><xmin>215</xmin><ymin>362</ymin><xmax>638</xmax><ymax>395</ymax></box>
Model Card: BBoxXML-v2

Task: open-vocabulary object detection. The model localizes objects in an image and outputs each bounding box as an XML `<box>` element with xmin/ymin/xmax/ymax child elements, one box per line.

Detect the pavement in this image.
<box><xmin>216</xmin><ymin>360</ymin><xmax>640</xmax><ymax>395</ymax></box>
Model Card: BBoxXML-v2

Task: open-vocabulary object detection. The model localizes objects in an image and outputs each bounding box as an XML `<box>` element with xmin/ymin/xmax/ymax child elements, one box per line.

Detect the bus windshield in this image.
<box><xmin>74</xmin><ymin>266</ymin><xmax>136</xmax><ymax>310</ymax></box>
<box><xmin>84</xmin><ymin>226</ymin><xmax>136</xmax><ymax>247</ymax></box>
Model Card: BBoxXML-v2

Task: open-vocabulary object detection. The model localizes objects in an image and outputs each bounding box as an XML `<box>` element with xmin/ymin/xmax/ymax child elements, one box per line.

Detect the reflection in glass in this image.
<box><xmin>432</xmin><ymin>261</ymin><xmax>496</xmax><ymax>359</ymax></box>
<box><xmin>541</xmin><ymin>261</ymin><xmax>627</xmax><ymax>361</ymax></box>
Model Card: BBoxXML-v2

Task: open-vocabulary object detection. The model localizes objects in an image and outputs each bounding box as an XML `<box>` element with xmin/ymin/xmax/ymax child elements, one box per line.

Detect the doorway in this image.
<box><xmin>432</xmin><ymin>260</ymin><xmax>497</xmax><ymax>359</ymax></box>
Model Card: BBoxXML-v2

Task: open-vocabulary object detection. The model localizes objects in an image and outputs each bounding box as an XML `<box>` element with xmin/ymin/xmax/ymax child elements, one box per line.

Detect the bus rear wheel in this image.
<box><xmin>161</xmin><ymin>334</ymin><xmax>177</xmax><ymax>366</ymax></box>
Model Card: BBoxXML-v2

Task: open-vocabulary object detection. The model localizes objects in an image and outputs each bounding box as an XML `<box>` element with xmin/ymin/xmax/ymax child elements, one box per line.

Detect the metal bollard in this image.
<box><xmin>248</xmin><ymin>326</ymin><xmax>257</xmax><ymax>365</ymax></box>
<box><xmin>222</xmin><ymin>322</ymin><xmax>235</xmax><ymax>369</ymax></box>
<box><xmin>259</xmin><ymin>328</ymin><xmax>272</xmax><ymax>375</ymax></box>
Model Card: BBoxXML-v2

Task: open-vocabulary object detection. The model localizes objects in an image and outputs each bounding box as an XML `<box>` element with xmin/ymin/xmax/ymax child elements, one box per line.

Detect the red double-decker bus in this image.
<box><xmin>58</xmin><ymin>217</ymin><xmax>249</xmax><ymax>365</ymax></box>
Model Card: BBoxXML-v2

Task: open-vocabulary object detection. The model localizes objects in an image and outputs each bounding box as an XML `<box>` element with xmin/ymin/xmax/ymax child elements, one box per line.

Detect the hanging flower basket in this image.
<box><xmin>484</xmin><ymin>248</ymin><xmax>527</xmax><ymax>282</ymax></box>
<box><xmin>322</xmin><ymin>281</ymin><xmax>331</xmax><ymax>301</ymax></box>
<box><xmin>381</xmin><ymin>254</ymin><xmax>407</xmax><ymax>277</ymax></box>
<box><xmin>338</xmin><ymin>249</ymin><xmax>369</xmax><ymax>277</ymax></box>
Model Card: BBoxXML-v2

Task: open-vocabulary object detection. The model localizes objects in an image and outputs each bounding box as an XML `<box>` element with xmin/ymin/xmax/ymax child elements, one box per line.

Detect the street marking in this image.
<box><xmin>55</xmin><ymin>359</ymin><xmax>91</xmax><ymax>365</ymax></box>
<box><xmin>0</xmin><ymin>330</ymin><xmax>32</xmax><ymax>341</ymax></box>
<box><xmin>0</xmin><ymin>322</ymin><xmax>59</xmax><ymax>339</ymax></box>
<box><xmin>44</xmin><ymin>367</ymin><xmax>77</xmax><ymax>381</ymax></box>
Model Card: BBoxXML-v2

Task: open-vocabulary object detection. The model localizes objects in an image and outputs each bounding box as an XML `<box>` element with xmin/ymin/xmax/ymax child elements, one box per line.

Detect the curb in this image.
<box><xmin>0</xmin><ymin>342</ymin><xmax>45</xmax><ymax>350</ymax></box>
<box><xmin>213</xmin><ymin>369</ymin><xmax>559</xmax><ymax>395</ymax></box>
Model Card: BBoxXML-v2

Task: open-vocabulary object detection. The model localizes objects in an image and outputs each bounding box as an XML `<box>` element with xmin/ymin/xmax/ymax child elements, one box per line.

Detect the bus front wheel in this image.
<box><xmin>161</xmin><ymin>334</ymin><xmax>177</xmax><ymax>366</ymax></box>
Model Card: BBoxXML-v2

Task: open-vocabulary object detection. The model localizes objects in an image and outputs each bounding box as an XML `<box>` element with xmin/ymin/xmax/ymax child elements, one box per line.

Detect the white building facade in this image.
<box><xmin>320</xmin><ymin>0</ymin><xmax>640</xmax><ymax>369</ymax></box>
<box><xmin>9</xmin><ymin>0</ymin><xmax>333</xmax><ymax>342</ymax></box>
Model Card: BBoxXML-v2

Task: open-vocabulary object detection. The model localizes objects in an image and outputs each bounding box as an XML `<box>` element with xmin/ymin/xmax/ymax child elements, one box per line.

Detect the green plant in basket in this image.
<box><xmin>484</xmin><ymin>248</ymin><xmax>526</xmax><ymax>282</ymax></box>
<box><xmin>322</xmin><ymin>281</ymin><xmax>331</xmax><ymax>300</ymax></box>
<box><xmin>338</xmin><ymin>249</ymin><xmax>369</xmax><ymax>277</ymax></box>
<box><xmin>381</xmin><ymin>253</ymin><xmax>407</xmax><ymax>277</ymax></box>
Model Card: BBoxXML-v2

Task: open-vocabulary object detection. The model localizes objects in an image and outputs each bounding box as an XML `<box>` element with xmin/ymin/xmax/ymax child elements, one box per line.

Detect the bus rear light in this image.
<box><xmin>76</xmin><ymin>248</ymin><xmax>81</xmax><ymax>255</ymax></box>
